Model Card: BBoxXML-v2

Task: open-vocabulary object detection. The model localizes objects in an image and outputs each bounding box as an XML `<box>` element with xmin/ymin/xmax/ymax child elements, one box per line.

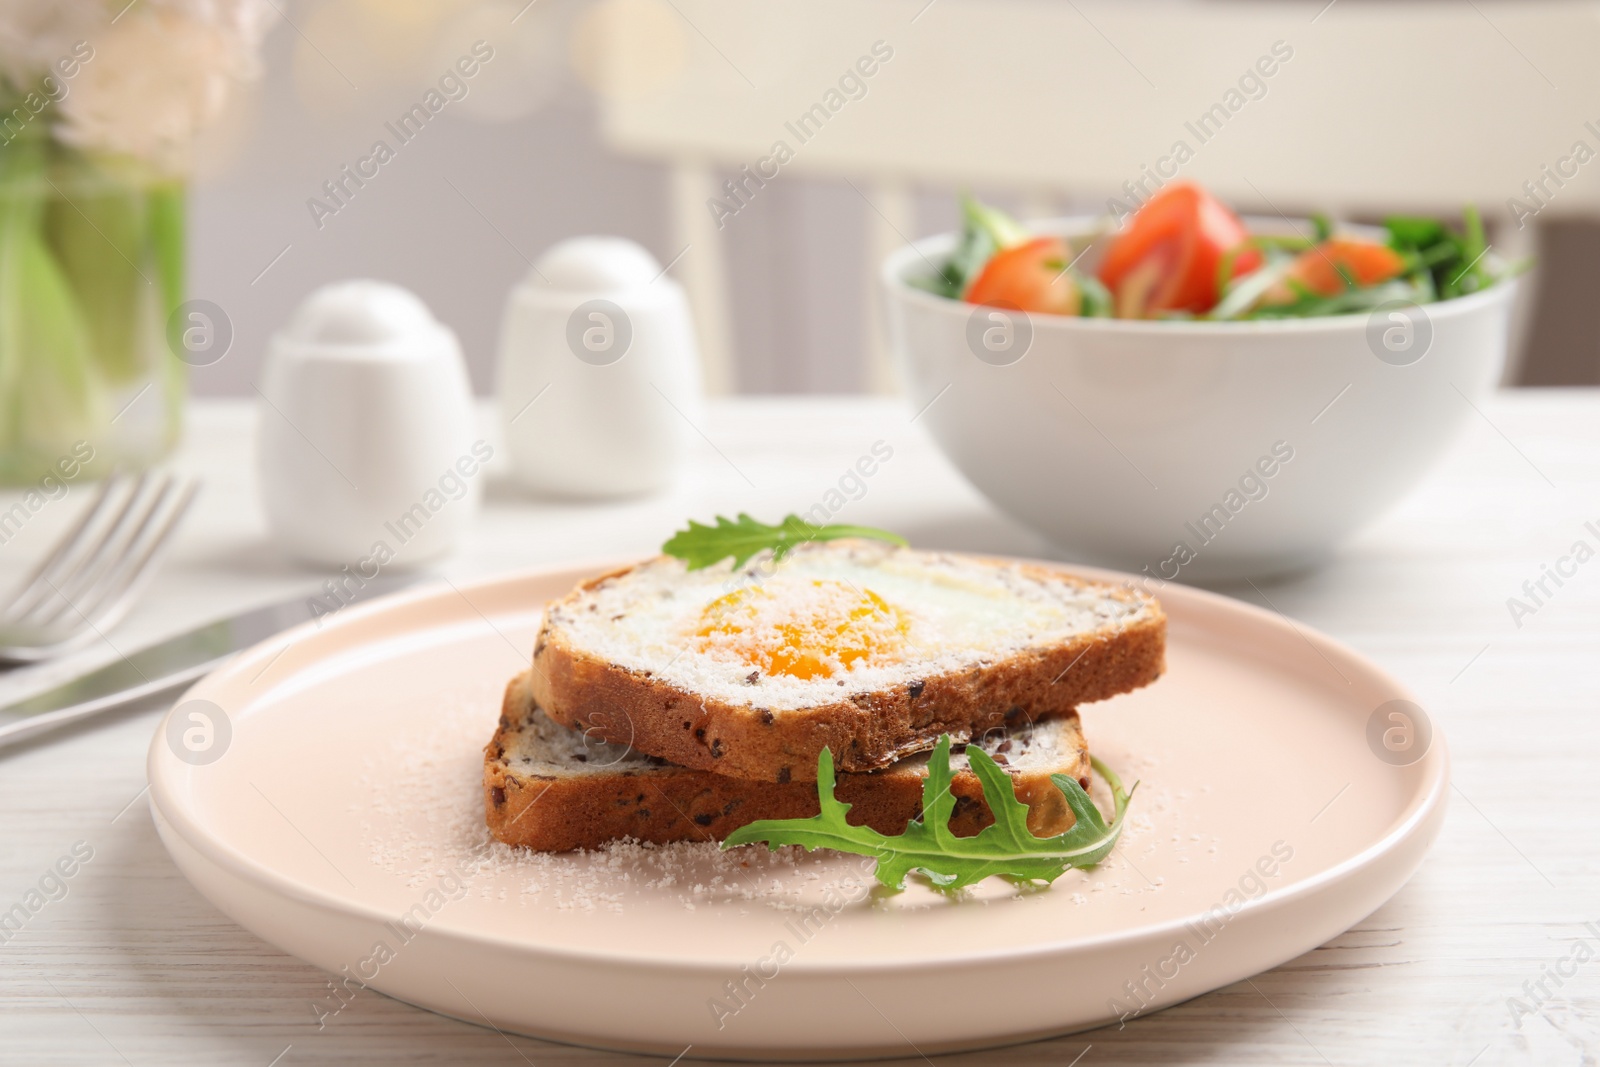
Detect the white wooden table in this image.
<box><xmin>1</xmin><ymin>393</ymin><xmax>1596</xmax><ymax>1066</ymax></box>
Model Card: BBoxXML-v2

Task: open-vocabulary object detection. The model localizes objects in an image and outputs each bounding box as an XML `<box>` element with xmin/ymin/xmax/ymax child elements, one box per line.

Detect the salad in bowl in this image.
<box><xmin>913</xmin><ymin>181</ymin><xmax>1513</xmax><ymax>323</ymax></box>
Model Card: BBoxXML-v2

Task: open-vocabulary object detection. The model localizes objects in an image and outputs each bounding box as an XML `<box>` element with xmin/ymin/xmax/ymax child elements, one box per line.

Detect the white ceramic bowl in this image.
<box><xmin>882</xmin><ymin>220</ymin><xmax>1516</xmax><ymax>581</ymax></box>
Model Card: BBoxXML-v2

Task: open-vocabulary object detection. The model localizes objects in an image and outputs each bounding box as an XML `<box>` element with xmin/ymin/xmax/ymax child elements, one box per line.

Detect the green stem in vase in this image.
<box><xmin>148</xmin><ymin>181</ymin><xmax>188</xmax><ymax>451</ymax></box>
<box><xmin>148</xmin><ymin>182</ymin><xmax>185</xmax><ymax>314</ymax></box>
<box><xmin>0</xmin><ymin>124</ymin><xmax>104</xmax><ymax>469</ymax></box>
<box><xmin>44</xmin><ymin>149</ymin><xmax>149</xmax><ymax>387</ymax></box>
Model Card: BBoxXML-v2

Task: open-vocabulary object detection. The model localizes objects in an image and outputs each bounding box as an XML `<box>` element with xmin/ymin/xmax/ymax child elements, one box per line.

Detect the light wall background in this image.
<box><xmin>187</xmin><ymin>0</ymin><xmax>912</xmax><ymax>397</ymax></box>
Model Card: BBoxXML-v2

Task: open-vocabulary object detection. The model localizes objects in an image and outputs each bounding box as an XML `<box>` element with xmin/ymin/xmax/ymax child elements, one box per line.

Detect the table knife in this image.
<box><xmin>0</xmin><ymin>574</ymin><xmax>420</xmax><ymax>751</ymax></box>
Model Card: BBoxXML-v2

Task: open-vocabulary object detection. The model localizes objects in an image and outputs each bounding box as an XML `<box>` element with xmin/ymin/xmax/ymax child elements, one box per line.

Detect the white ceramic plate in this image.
<box><xmin>148</xmin><ymin>561</ymin><xmax>1447</xmax><ymax>1060</ymax></box>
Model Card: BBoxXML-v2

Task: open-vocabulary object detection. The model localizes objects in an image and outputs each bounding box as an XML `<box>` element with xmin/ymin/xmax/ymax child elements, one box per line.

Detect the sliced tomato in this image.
<box><xmin>1097</xmin><ymin>182</ymin><xmax>1260</xmax><ymax>318</ymax></box>
<box><xmin>1262</xmin><ymin>238</ymin><xmax>1407</xmax><ymax>304</ymax></box>
<box><xmin>964</xmin><ymin>236</ymin><xmax>1081</xmax><ymax>316</ymax></box>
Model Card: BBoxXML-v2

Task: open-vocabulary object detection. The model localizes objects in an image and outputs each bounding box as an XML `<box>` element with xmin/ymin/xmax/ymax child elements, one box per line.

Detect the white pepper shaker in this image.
<box><xmin>496</xmin><ymin>237</ymin><xmax>702</xmax><ymax>498</ymax></box>
<box><xmin>257</xmin><ymin>280</ymin><xmax>480</xmax><ymax>569</ymax></box>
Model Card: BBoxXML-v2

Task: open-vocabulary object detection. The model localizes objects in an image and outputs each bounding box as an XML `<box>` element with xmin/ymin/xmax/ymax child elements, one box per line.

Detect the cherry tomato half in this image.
<box><xmin>965</xmin><ymin>236</ymin><xmax>1082</xmax><ymax>316</ymax></box>
<box><xmin>1097</xmin><ymin>182</ymin><xmax>1260</xmax><ymax>318</ymax></box>
<box><xmin>1262</xmin><ymin>238</ymin><xmax>1407</xmax><ymax>304</ymax></box>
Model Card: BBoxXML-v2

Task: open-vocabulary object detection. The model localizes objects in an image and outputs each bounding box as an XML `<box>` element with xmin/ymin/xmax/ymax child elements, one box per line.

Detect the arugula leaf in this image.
<box><xmin>1384</xmin><ymin>205</ymin><xmax>1516</xmax><ymax>301</ymax></box>
<box><xmin>662</xmin><ymin>513</ymin><xmax>907</xmax><ymax>571</ymax></box>
<box><xmin>1213</xmin><ymin>234</ymin><xmax>1313</xmax><ymax>304</ymax></box>
<box><xmin>1077</xmin><ymin>273</ymin><xmax>1114</xmax><ymax>318</ymax></box>
<box><xmin>723</xmin><ymin>735</ymin><xmax>1134</xmax><ymax>891</ymax></box>
<box><xmin>962</xmin><ymin>191</ymin><xmax>1030</xmax><ymax>251</ymax></box>
<box><xmin>1242</xmin><ymin>277</ymin><xmax>1422</xmax><ymax>320</ymax></box>
<box><xmin>1384</xmin><ymin>215</ymin><xmax>1446</xmax><ymax>250</ymax></box>
<box><xmin>910</xmin><ymin>192</ymin><xmax>1029</xmax><ymax>300</ymax></box>
<box><xmin>1210</xmin><ymin>252</ymin><xmax>1295</xmax><ymax>320</ymax></box>
<box><xmin>1456</xmin><ymin>204</ymin><xmax>1490</xmax><ymax>294</ymax></box>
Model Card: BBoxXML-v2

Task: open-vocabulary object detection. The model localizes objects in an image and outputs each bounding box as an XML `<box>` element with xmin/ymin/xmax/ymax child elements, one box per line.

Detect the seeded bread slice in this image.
<box><xmin>528</xmin><ymin>541</ymin><xmax>1163</xmax><ymax>782</ymax></box>
<box><xmin>486</xmin><ymin>671</ymin><xmax>1091</xmax><ymax>852</ymax></box>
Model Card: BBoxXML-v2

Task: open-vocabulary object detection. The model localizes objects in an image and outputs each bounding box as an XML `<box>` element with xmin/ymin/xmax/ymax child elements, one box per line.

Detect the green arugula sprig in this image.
<box><xmin>1383</xmin><ymin>205</ymin><xmax>1514</xmax><ymax>300</ymax></box>
<box><xmin>662</xmin><ymin>513</ymin><xmax>907</xmax><ymax>571</ymax></box>
<box><xmin>724</xmin><ymin>736</ymin><xmax>1135</xmax><ymax>891</ymax></box>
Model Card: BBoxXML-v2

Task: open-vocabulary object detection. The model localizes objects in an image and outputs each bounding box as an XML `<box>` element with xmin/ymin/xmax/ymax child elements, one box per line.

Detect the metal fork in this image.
<box><xmin>0</xmin><ymin>472</ymin><xmax>200</xmax><ymax>664</ymax></box>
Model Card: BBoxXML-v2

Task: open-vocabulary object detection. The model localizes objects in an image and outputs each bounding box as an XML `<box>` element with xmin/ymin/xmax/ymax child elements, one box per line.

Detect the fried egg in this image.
<box><xmin>544</xmin><ymin>540</ymin><xmax>1154</xmax><ymax>710</ymax></box>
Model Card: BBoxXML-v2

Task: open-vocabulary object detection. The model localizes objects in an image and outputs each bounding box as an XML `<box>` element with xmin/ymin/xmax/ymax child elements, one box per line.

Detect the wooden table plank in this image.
<box><xmin>1</xmin><ymin>391</ymin><xmax>1595</xmax><ymax>1065</ymax></box>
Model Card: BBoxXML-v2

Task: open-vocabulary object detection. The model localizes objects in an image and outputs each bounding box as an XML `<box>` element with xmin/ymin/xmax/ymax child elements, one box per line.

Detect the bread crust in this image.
<box><xmin>528</xmin><ymin>553</ymin><xmax>1164</xmax><ymax>782</ymax></box>
<box><xmin>485</xmin><ymin>674</ymin><xmax>1091</xmax><ymax>852</ymax></box>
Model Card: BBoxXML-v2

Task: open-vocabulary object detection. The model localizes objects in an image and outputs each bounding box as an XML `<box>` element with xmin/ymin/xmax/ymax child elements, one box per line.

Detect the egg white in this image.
<box><xmin>549</xmin><ymin>541</ymin><xmax>1149</xmax><ymax>711</ymax></box>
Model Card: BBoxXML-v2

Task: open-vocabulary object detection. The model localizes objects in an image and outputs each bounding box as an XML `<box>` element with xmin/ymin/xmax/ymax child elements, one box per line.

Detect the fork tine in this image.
<box><xmin>24</xmin><ymin>473</ymin><xmax>159</xmax><ymax>630</ymax></box>
<box><xmin>39</xmin><ymin>475</ymin><xmax>169</xmax><ymax>627</ymax></box>
<box><xmin>62</xmin><ymin>478</ymin><xmax>198</xmax><ymax>635</ymax></box>
<box><xmin>3</xmin><ymin>475</ymin><xmax>129</xmax><ymax>622</ymax></box>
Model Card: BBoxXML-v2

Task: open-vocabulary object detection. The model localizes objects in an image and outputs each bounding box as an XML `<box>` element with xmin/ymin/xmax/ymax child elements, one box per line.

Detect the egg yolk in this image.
<box><xmin>694</xmin><ymin>579</ymin><xmax>910</xmax><ymax>679</ymax></box>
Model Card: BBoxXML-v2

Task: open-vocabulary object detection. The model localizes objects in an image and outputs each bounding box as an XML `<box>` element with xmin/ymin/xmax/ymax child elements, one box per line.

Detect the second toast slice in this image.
<box><xmin>487</xmin><ymin>671</ymin><xmax>1092</xmax><ymax>851</ymax></box>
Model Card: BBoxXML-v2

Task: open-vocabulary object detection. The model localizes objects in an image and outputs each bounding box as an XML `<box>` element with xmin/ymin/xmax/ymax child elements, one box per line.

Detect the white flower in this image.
<box><xmin>0</xmin><ymin>0</ymin><xmax>106</xmax><ymax>84</ymax></box>
<box><xmin>0</xmin><ymin>0</ymin><xmax>275</xmax><ymax>171</ymax></box>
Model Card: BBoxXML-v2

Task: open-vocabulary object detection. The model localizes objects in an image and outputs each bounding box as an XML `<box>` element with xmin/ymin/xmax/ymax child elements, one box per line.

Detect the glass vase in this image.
<box><xmin>0</xmin><ymin>126</ymin><xmax>185</xmax><ymax>485</ymax></box>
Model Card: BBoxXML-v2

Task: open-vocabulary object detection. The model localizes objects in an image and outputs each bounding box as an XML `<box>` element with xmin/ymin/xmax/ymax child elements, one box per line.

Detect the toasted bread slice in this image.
<box><xmin>529</xmin><ymin>540</ymin><xmax>1162</xmax><ymax>782</ymax></box>
<box><xmin>486</xmin><ymin>672</ymin><xmax>1090</xmax><ymax>851</ymax></box>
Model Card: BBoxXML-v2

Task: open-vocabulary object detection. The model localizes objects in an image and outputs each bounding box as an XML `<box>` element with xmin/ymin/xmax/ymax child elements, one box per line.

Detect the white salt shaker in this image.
<box><xmin>257</xmin><ymin>281</ymin><xmax>480</xmax><ymax>569</ymax></box>
<box><xmin>496</xmin><ymin>237</ymin><xmax>702</xmax><ymax>498</ymax></box>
